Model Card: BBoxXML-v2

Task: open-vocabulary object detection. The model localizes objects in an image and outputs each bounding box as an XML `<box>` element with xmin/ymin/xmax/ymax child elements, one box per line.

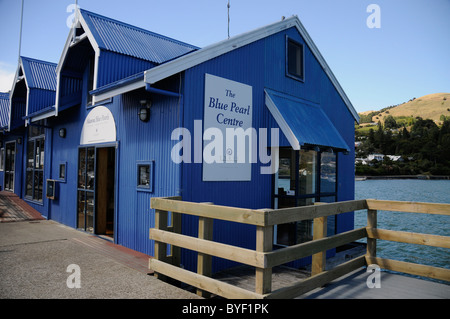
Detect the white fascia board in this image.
<box><xmin>8</xmin><ymin>60</ymin><xmax>29</xmax><ymax>130</ymax></box>
<box><xmin>145</xmin><ymin>15</ymin><xmax>360</xmax><ymax>123</ymax></box>
<box><xmin>92</xmin><ymin>80</ymin><xmax>145</xmax><ymax>104</ymax></box>
<box><xmin>30</xmin><ymin>109</ymin><xmax>56</xmax><ymax>122</ymax></box>
<box><xmin>292</xmin><ymin>19</ymin><xmax>360</xmax><ymax>123</ymax></box>
<box><xmin>264</xmin><ymin>89</ymin><xmax>300</xmax><ymax>151</ymax></box>
<box><xmin>144</xmin><ymin>16</ymin><xmax>299</xmax><ymax>85</ymax></box>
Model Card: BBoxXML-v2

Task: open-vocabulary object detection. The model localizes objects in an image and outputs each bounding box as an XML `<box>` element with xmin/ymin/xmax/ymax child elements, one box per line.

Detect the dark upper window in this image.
<box><xmin>287</xmin><ymin>38</ymin><xmax>304</xmax><ymax>81</ymax></box>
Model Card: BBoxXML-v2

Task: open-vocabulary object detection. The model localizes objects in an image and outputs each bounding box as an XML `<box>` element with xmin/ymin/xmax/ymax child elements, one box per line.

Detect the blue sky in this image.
<box><xmin>0</xmin><ymin>0</ymin><xmax>449</xmax><ymax>113</ymax></box>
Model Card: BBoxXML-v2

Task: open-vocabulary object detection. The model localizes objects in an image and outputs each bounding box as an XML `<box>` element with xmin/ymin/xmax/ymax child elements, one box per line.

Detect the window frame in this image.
<box><xmin>286</xmin><ymin>36</ymin><xmax>305</xmax><ymax>82</ymax></box>
<box><xmin>273</xmin><ymin>147</ymin><xmax>338</xmax><ymax>247</ymax></box>
<box><xmin>25</xmin><ymin>125</ymin><xmax>46</xmax><ymax>203</ymax></box>
<box><xmin>136</xmin><ymin>161</ymin><xmax>154</xmax><ymax>193</ymax></box>
<box><xmin>58</xmin><ymin>162</ymin><xmax>67</xmax><ymax>183</ymax></box>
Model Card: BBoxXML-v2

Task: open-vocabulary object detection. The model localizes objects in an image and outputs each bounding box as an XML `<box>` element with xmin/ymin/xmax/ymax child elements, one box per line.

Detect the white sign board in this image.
<box><xmin>80</xmin><ymin>106</ymin><xmax>116</xmax><ymax>145</ymax></box>
<box><xmin>203</xmin><ymin>74</ymin><xmax>253</xmax><ymax>181</ymax></box>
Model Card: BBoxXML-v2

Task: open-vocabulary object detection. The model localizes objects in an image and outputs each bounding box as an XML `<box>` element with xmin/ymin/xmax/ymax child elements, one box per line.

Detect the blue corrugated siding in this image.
<box><xmin>179</xmin><ymin>26</ymin><xmax>355</xmax><ymax>272</ymax></box>
<box><xmin>181</xmin><ymin>39</ymin><xmax>269</xmax><ymax>272</ymax></box>
<box><xmin>116</xmin><ymin>92</ymin><xmax>181</xmax><ymax>256</ymax></box>
<box><xmin>27</xmin><ymin>89</ymin><xmax>56</xmax><ymax>115</ymax></box>
<box><xmin>96</xmin><ymin>51</ymin><xmax>154</xmax><ymax>88</ymax></box>
<box><xmin>48</xmin><ymin>106</ymin><xmax>84</xmax><ymax>226</ymax></box>
<box><xmin>265</xmin><ymin>26</ymin><xmax>355</xmax><ymax>233</ymax></box>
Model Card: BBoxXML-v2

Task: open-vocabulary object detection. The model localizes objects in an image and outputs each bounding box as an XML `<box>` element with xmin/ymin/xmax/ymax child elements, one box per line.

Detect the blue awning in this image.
<box><xmin>265</xmin><ymin>89</ymin><xmax>350</xmax><ymax>151</ymax></box>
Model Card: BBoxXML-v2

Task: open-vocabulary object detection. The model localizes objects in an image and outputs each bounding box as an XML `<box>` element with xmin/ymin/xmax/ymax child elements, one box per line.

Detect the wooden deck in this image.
<box><xmin>211</xmin><ymin>266</ymin><xmax>450</xmax><ymax>299</ymax></box>
<box><xmin>149</xmin><ymin>198</ymin><xmax>450</xmax><ymax>299</ymax></box>
<box><xmin>298</xmin><ymin>269</ymin><xmax>450</xmax><ymax>299</ymax></box>
<box><xmin>210</xmin><ymin>242</ymin><xmax>449</xmax><ymax>299</ymax></box>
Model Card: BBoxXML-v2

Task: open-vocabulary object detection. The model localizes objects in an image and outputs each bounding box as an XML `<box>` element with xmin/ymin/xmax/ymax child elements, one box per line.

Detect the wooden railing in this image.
<box><xmin>149</xmin><ymin>197</ymin><xmax>450</xmax><ymax>299</ymax></box>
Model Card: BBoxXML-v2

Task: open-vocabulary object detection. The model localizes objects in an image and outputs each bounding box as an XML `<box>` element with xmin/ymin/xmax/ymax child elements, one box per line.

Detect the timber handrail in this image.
<box><xmin>149</xmin><ymin>198</ymin><xmax>450</xmax><ymax>299</ymax></box>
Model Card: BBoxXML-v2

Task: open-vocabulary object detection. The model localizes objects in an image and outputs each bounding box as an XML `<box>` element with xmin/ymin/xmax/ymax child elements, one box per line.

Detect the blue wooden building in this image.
<box><xmin>0</xmin><ymin>9</ymin><xmax>359</xmax><ymax>272</ymax></box>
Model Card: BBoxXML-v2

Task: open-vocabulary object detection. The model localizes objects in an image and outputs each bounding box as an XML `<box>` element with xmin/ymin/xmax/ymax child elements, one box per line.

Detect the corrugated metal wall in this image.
<box><xmin>179</xmin><ymin>26</ymin><xmax>355</xmax><ymax>272</ymax></box>
<box><xmin>181</xmin><ymin>39</ymin><xmax>270</xmax><ymax>272</ymax></box>
<box><xmin>116</xmin><ymin>90</ymin><xmax>181</xmax><ymax>256</ymax></box>
<box><xmin>96</xmin><ymin>51</ymin><xmax>154</xmax><ymax>88</ymax></box>
<box><xmin>27</xmin><ymin>89</ymin><xmax>56</xmax><ymax>115</ymax></box>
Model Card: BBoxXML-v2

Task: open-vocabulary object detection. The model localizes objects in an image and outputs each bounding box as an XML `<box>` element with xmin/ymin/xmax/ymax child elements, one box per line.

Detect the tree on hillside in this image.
<box><xmin>384</xmin><ymin>115</ymin><xmax>398</xmax><ymax>129</ymax></box>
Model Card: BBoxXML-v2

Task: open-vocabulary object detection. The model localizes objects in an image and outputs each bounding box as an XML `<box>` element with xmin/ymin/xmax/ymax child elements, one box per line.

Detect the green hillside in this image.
<box><xmin>358</xmin><ymin>93</ymin><xmax>450</xmax><ymax>127</ymax></box>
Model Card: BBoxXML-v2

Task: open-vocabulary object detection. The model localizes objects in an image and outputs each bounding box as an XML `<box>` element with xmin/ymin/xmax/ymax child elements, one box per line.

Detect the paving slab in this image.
<box><xmin>0</xmin><ymin>220</ymin><xmax>201</xmax><ymax>299</ymax></box>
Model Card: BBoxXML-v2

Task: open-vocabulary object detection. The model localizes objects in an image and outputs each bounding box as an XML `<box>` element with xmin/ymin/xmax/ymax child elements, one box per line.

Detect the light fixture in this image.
<box><xmin>17</xmin><ymin>137</ymin><xmax>22</xmax><ymax>144</ymax></box>
<box><xmin>138</xmin><ymin>99</ymin><xmax>151</xmax><ymax>122</ymax></box>
<box><xmin>59</xmin><ymin>128</ymin><xmax>66</xmax><ymax>138</ymax></box>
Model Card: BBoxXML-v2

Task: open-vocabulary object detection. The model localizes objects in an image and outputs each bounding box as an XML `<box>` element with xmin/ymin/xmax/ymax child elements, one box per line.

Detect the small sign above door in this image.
<box><xmin>80</xmin><ymin>106</ymin><xmax>116</xmax><ymax>145</ymax></box>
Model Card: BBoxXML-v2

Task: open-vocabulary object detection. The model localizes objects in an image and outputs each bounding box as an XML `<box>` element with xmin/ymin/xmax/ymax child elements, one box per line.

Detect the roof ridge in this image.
<box><xmin>20</xmin><ymin>56</ymin><xmax>57</xmax><ymax>67</ymax></box>
<box><xmin>79</xmin><ymin>8</ymin><xmax>199</xmax><ymax>50</ymax></box>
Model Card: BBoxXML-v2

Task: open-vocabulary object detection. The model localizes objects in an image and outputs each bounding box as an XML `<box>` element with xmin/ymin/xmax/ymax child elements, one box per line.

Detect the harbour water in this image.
<box><xmin>354</xmin><ymin>179</ymin><xmax>450</xmax><ymax>274</ymax></box>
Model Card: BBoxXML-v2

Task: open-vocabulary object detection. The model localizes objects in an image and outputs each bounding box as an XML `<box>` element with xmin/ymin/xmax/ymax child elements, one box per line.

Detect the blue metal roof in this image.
<box><xmin>0</xmin><ymin>92</ymin><xmax>10</xmax><ymax>129</ymax></box>
<box><xmin>265</xmin><ymin>89</ymin><xmax>350</xmax><ymax>151</ymax></box>
<box><xmin>20</xmin><ymin>57</ymin><xmax>57</xmax><ymax>91</ymax></box>
<box><xmin>80</xmin><ymin>9</ymin><xmax>199</xmax><ymax>64</ymax></box>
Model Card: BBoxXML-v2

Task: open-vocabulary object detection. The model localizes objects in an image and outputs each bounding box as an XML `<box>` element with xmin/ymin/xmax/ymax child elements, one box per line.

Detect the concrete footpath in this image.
<box><xmin>0</xmin><ymin>193</ymin><xmax>201</xmax><ymax>299</ymax></box>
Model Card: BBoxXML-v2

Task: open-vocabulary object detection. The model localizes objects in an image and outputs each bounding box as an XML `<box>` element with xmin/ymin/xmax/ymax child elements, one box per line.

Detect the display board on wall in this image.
<box><xmin>203</xmin><ymin>74</ymin><xmax>253</xmax><ymax>181</ymax></box>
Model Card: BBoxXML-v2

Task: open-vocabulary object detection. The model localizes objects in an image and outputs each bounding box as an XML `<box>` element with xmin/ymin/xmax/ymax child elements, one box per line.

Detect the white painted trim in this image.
<box><xmin>264</xmin><ymin>89</ymin><xmax>300</xmax><ymax>150</ymax></box>
<box><xmin>144</xmin><ymin>15</ymin><xmax>359</xmax><ymax>122</ymax></box>
<box><xmin>8</xmin><ymin>59</ymin><xmax>29</xmax><ymax>130</ymax></box>
<box><xmin>55</xmin><ymin>8</ymin><xmax>100</xmax><ymax>114</ymax></box>
<box><xmin>55</xmin><ymin>73</ymin><xmax>60</xmax><ymax>116</ymax></box>
<box><xmin>92</xmin><ymin>81</ymin><xmax>145</xmax><ymax>104</ymax></box>
<box><xmin>30</xmin><ymin>109</ymin><xmax>56</xmax><ymax>122</ymax></box>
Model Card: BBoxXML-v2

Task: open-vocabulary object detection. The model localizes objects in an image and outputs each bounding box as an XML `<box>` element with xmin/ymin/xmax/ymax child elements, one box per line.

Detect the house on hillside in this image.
<box><xmin>0</xmin><ymin>9</ymin><xmax>359</xmax><ymax>272</ymax></box>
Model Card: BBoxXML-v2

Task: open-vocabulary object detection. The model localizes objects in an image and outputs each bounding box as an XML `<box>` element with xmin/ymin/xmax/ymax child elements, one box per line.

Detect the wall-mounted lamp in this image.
<box><xmin>138</xmin><ymin>99</ymin><xmax>152</xmax><ymax>122</ymax></box>
<box><xmin>17</xmin><ymin>137</ymin><xmax>22</xmax><ymax>145</ymax></box>
<box><xmin>59</xmin><ymin>128</ymin><xmax>66</xmax><ymax>138</ymax></box>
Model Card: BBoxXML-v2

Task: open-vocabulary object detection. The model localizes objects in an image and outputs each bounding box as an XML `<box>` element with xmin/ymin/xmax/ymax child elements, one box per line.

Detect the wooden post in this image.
<box><xmin>154</xmin><ymin>209</ymin><xmax>168</xmax><ymax>280</ymax></box>
<box><xmin>197</xmin><ymin>203</ymin><xmax>214</xmax><ymax>297</ymax></box>
<box><xmin>168</xmin><ymin>212</ymin><xmax>181</xmax><ymax>267</ymax></box>
<box><xmin>311</xmin><ymin>202</ymin><xmax>328</xmax><ymax>276</ymax></box>
<box><xmin>255</xmin><ymin>224</ymin><xmax>273</xmax><ymax>295</ymax></box>
<box><xmin>367</xmin><ymin>209</ymin><xmax>377</xmax><ymax>258</ymax></box>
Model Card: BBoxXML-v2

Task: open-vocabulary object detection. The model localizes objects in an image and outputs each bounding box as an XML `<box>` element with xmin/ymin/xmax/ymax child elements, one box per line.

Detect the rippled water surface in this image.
<box><xmin>354</xmin><ymin>179</ymin><xmax>450</xmax><ymax>270</ymax></box>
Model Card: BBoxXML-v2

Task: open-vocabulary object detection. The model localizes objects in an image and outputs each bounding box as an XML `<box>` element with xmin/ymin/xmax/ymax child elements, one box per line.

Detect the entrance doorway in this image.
<box><xmin>4</xmin><ymin>142</ymin><xmax>16</xmax><ymax>192</ymax></box>
<box><xmin>77</xmin><ymin>146</ymin><xmax>116</xmax><ymax>238</ymax></box>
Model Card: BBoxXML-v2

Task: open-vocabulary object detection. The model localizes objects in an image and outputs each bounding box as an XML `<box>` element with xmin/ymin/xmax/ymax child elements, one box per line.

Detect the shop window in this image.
<box><xmin>137</xmin><ymin>161</ymin><xmax>154</xmax><ymax>192</ymax></box>
<box><xmin>25</xmin><ymin>125</ymin><xmax>45</xmax><ymax>202</ymax></box>
<box><xmin>274</xmin><ymin>148</ymin><xmax>337</xmax><ymax>246</ymax></box>
<box><xmin>286</xmin><ymin>38</ymin><xmax>304</xmax><ymax>81</ymax></box>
